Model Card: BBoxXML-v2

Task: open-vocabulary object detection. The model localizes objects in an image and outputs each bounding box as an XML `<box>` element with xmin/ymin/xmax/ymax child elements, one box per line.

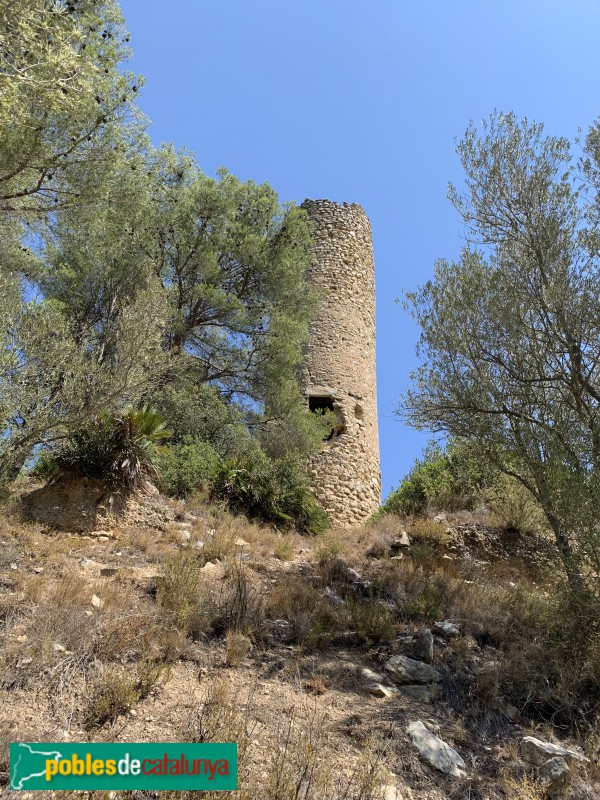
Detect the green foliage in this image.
<box><xmin>0</xmin><ymin>0</ymin><xmax>327</xmax><ymax>540</ymax></box>
<box><xmin>0</xmin><ymin>0</ymin><xmax>142</xmax><ymax>215</ymax></box>
<box><xmin>43</xmin><ymin>404</ymin><xmax>170</xmax><ymax>488</ymax></box>
<box><xmin>485</xmin><ymin>473</ymin><xmax>548</xmax><ymax>535</ymax></box>
<box><xmin>401</xmin><ymin>111</ymin><xmax>600</xmax><ymax>590</ymax></box>
<box><xmin>212</xmin><ymin>448</ymin><xmax>329</xmax><ymax>534</ymax></box>
<box><xmin>156</xmin><ymin>436</ymin><xmax>221</xmax><ymax>498</ymax></box>
<box><xmin>382</xmin><ymin>439</ymin><xmax>494</xmax><ymax>516</ymax></box>
<box><xmin>150</xmin><ymin>381</ymin><xmax>244</xmax><ymax>453</ymax></box>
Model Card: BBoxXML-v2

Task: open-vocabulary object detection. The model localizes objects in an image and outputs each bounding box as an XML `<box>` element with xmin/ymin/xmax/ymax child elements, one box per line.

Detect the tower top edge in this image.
<box><xmin>301</xmin><ymin>198</ymin><xmax>368</xmax><ymax>216</ymax></box>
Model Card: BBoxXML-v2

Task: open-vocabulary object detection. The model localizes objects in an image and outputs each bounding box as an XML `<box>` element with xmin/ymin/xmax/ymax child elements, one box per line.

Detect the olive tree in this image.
<box><xmin>402</xmin><ymin>112</ymin><xmax>600</xmax><ymax>590</ymax></box>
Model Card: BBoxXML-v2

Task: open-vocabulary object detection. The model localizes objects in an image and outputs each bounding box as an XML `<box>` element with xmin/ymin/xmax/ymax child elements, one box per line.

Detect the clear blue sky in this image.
<box><xmin>119</xmin><ymin>0</ymin><xmax>600</xmax><ymax>499</ymax></box>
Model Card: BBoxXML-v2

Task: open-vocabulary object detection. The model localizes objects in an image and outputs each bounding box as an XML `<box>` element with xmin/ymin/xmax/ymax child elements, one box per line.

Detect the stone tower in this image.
<box><xmin>300</xmin><ymin>199</ymin><xmax>381</xmax><ymax>527</ymax></box>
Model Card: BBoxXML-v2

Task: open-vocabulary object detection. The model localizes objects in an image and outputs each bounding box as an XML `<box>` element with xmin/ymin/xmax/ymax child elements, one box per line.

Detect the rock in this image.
<box><xmin>382</xmin><ymin>786</ymin><xmax>403</xmax><ymax>800</ymax></box>
<box><xmin>384</xmin><ymin>655</ymin><xmax>442</xmax><ymax>685</ymax></box>
<box><xmin>192</xmin><ymin>540</ymin><xmax>204</xmax><ymax>550</ymax></box>
<box><xmin>414</xmin><ymin>629</ymin><xmax>434</xmax><ymax>664</ymax></box>
<box><xmin>53</xmin><ymin>643</ymin><xmax>66</xmax><ymax>652</ymax></box>
<box><xmin>537</xmin><ymin>757</ymin><xmax>571</xmax><ymax>799</ymax></box>
<box><xmin>433</xmin><ymin>513</ymin><xmax>447</xmax><ymax>523</ymax></box>
<box><xmin>91</xmin><ymin>594</ymin><xmax>104</xmax><ymax>609</ymax></box>
<box><xmin>22</xmin><ymin>476</ymin><xmax>173</xmax><ymax>532</ymax></box>
<box><xmin>33</xmin><ymin>567</ymin><xmax>44</xmax><ymax>574</ymax></box>
<box><xmin>521</xmin><ymin>737</ymin><xmax>588</xmax><ymax>767</ymax></box>
<box><xmin>497</xmin><ymin>699</ymin><xmax>520</xmax><ymax>723</ymax></box>
<box><xmin>100</xmin><ymin>567</ymin><xmax>118</xmax><ymax>577</ymax></box>
<box><xmin>406</xmin><ymin>720</ymin><xmax>467</xmax><ymax>779</ymax></box>
<box><xmin>324</xmin><ymin>586</ymin><xmax>344</xmax><ymax>605</ymax></box>
<box><xmin>434</xmin><ymin>620</ymin><xmax>460</xmax><ymax>638</ymax></box>
<box><xmin>234</xmin><ymin>537</ymin><xmax>249</xmax><ymax>548</ymax></box>
<box><xmin>178</xmin><ymin>530</ymin><xmax>192</xmax><ymax>543</ymax></box>
<box><xmin>366</xmin><ymin>683</ymin><xmax>399</xmax><ymax>699</ymax></box>
<box><xmin>390</xmin><ymin>554</ymin><xmax>403</xmax><ymax>561</ymax></box>
<box><xmin>80</xmin><ymin>559</ymin><xmax>98</xmax><ymax>569</ymax></box>
<box><xmin>362</xmin><ymin>667</ymin><xmax>385</xmax><ymax>684</ymax></box>
<box><xmin>390</xmin><ymin>531</ymin><xmax>411</xmax><ymax>549</ymax></box>
<box><xmin>399</xmin><ymin>684</ymin><xmax>441</xmax><ymax>703</ymax></box>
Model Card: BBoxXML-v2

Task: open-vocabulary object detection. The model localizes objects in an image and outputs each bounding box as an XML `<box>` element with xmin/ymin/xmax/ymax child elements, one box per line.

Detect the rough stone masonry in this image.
<box><xmin>300</xmin><ymin>199</ymin><xmax>381</xmax><ymax>527</ymax></box>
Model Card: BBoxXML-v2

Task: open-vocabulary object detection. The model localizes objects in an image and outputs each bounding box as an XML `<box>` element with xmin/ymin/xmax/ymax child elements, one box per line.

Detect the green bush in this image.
<box><xmin>36</xmin><ymin>405</ymin><xmax>170</xmax><ymax>489</ymax></box>
<box><xmin>156</xmin><ymin>436</ymin><xmax>221</xmax><ymax>498</ymax></box>
<box><xmin>211</xmin><ymin>449</ymin><xmax>329</xmax><ymax>534</ymax></box>
<box><xmin>381</xmin><ymin>439</ymin><xmax>495</xmax><ymax>516</ymax></box>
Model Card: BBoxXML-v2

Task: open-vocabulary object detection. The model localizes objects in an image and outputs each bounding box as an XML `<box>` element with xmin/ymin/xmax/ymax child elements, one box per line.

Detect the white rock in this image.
<box><xmin>382</xmin><ymin>786</ymin><xmax>403</xmax><ymax>800</ymax></box>
<box><xmin>91</xmin><ymin>594</ymin><xmax>104</xmax><ymax>609</ymax></box>
<box><xmin>324</xmin><ymin>586</ymin><xmax>344</xmax><ymax>605</ymax></box>
<box><xmin>385</xmin><ymin>655</ymin><xmax>442</xmax><ymax>685</ymax></box>
<box><xmin>53</xmin><ymin>643</ymin><xmax>66</xmax><ymax>652</ymax></box>
<box><xmin>414</xmin><ymin>629</ymin><xmax>434</xmax><ymax>664</ymax></box>
<box><xmin>366</xmin><ymin>683</ymin><xmax>399</xmax><ymax>699</ymax></box>
<box><xmin>406</xmin><ymin>720</ymin><xmax>467</xmax><ymax>779</ymax></box>
<box><xmin>362</xmin><ymin>667</ymin><xmax>385</xmax><ymax>683</ymax></box>
<box><xmin>234</xmin><ymin>537</ymin><xmax>249</xmax><ymax>548</ymax></box>
<box><xmin>390</xmin><ymin>531</ymin><xmax>411</xmax><ymax>548</ymax></box>
<box><xmin>538</xmin><ymin>757</ymin><xmax>571</xmax><ymax>799</ymax></box>
<box><xmin>399</xmin><ymin>684</ymin><xmax>441</xmax><ymax>703</ymax></box>
<box><xmin>434</xmin><ymin>620</ymin><xmax>460</xmax><ymax>638</ymax></box>
<box><xmin>521</xmin><ymin>737</ymin><xmax>588</xmax><ymax>767</ymax></box>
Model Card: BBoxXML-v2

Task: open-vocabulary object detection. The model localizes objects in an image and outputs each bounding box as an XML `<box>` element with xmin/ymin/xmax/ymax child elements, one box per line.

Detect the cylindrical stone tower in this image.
<box><xmin>300</xmin><ymin>199</ymin><xmax>381</xmax><ymax>527</ymax></box>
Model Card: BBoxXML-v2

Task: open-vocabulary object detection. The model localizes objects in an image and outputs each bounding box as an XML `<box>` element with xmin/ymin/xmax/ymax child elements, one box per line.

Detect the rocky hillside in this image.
<box><xmin>0</xmin><ymin>484</ymin><xmax>598</xmax><ymax>800</ymax></box>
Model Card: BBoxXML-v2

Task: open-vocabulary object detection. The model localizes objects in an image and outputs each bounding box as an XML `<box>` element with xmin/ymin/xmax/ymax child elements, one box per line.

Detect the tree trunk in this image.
<box><xmin>545</xmin><ymin>511</ymin><xmax>587</xmax><ymax>594</ymax></box>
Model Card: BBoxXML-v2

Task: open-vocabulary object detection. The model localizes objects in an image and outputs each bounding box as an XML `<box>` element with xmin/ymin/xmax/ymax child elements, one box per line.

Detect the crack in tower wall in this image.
<box><xmin>300</xmin><ymin>199</ymin><xmax>381</xmax><ymax>527</ymax></box>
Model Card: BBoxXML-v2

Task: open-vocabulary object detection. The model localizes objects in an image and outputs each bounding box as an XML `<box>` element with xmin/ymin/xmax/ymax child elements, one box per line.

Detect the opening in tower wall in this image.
<box><xmin>309</xmin><ymin>395</ymin><xmax>343</xmax><ymax>441</ymax></box>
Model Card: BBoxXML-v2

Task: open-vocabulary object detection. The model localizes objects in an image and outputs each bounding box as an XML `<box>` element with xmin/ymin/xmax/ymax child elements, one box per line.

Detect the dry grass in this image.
<box><xmin>1</xmin><ymin>491</ymin><xmax>599</xmax><ymax>799</ymax></box>
<box><xmin>225</xmin><ymin>631</ymin><xmax>252</xmax><ymax>666</ymax></box>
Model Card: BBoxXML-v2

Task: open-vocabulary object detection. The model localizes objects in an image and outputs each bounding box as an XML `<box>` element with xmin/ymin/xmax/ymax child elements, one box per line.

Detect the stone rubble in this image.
<box><xmin>406</xmin><ymin>720</ymin><xmax>467</xmax><ymax>779</ymax></box>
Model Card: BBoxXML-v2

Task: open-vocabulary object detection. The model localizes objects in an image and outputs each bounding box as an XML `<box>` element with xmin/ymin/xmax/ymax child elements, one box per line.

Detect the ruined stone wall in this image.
<box><xmin>300</xmin><ymin>199</ymin><xmax>381</xmax><ymax>527</ymax></box>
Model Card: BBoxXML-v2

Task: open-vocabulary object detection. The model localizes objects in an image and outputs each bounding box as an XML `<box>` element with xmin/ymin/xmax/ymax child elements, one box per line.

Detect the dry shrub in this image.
<box><xmin>408</xmin><ymin>517</ymin><xmax>450</xmax><ymax>543</ymax></box>
<box><xmin>502</xmin><ymin>774</ymin><xmax>544</xmax><ymax>800</ymax></box>
<box><xmin>84</xmin><ymin>669</ymin><xmax>140</xmax><ymax>729</ymax></box>
<box><xmin>273</xmin><ymin>535</ymin><xmax>294</xmax><ymax>561</ymax></box>
<box><xmin>379</xmin><ymin>549</ymin><xmax>600</xmax><ymax>734</ymax></box>
<box><xmin>84</xmin><ymin>658</ymin><xmax>168</xmax><ymax>730</ymax></box>
<box><xmin>157</xmin><ymin>553</ymin><xmax>202</xmax><ymax>627</ymax></box>
<box><xmin>376</xmin><ymin>559</ymin><xmax>465</xmax><ymax>622</ymax></box>
<box><xmin>201</xmin><ymin>528</ymin><xmax>238</xmax><ymax>563</ymax></box>
<box><xmin>266</xmin><ymin>575</ymin><xmax>346</xmax><ymax>648</ymax></box>
<box><xmin>185</xmin><ymin>675</ymin><xmax>256</xmax><ymax>790</ymax></box>
<box><xmin>348</xmin><ymin>597</ymin><xmax>395</xmax><ymax>645</ymax></box>
<box><xmin>0</xmin><ymin>534</ymin><xmax>24</xmax><ymax>569</ymax></box>
<box><xmin>225</xmin><ymin>631</ymin><xmax>252</xmax><ymax>666</ymax></box>
<box><xmin>314</xmin><ymin>531</ymin><xmax>345</xmax><ymax>564</ymax></box>
<box><xmin>485</xmin><ymin>473</ymin><xmax>548</xmax><ymax>535</ymax></box>
<box><xmin>210</xmin><ymin>559</ymin><xmax>265</xmax><ymax>638</ymax></box>
<box><xmin>266</xmin><ymin>706</ymin><xmax>385</xmax><ymax>800</ymax></box>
